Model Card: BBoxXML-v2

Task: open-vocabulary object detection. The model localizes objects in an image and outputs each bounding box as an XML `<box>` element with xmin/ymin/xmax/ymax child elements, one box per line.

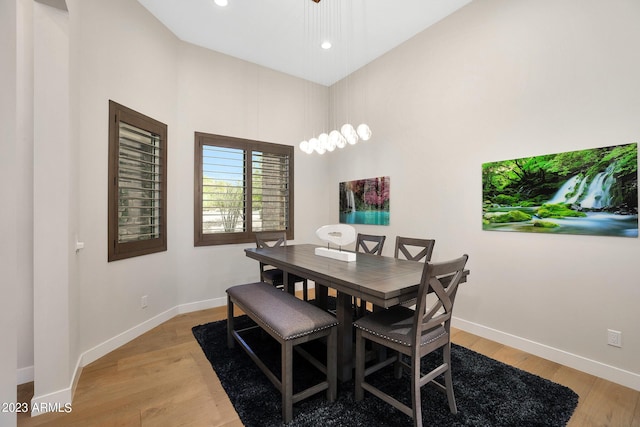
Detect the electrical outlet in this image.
<box><xmin>141</xmin><ymin>295</ymin><xmax>148</xmax><ymax>309</ymax></box>
<box><xmin>607</xmin><ymin>329</ymin><xmax>622</xmax><ymax>347</ymax></box>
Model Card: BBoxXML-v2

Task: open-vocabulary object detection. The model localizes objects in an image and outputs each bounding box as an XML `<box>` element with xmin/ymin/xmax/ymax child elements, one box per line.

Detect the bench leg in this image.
<box><xmin>227</xmin><ymin>296</ymin><xmax>235</xmax><ymax>349</ymax></box>
<box><xmin>282</xmin><ymin>341</ymin><xmax>293</xmax><ymax>423</ymax></box>
<box><xmin>327</xmin><ymin>327</ymin><xmax>337</xmax><ymax>402</ymax></box>
<box><xmin>355</xmin><ymin>328</ymin><xmax>365</xmax><ymax>401</ymax></box>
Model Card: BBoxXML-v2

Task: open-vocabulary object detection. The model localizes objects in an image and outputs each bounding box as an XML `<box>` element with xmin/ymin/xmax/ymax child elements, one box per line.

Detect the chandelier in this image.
<box><xmin>299</xmin><ymin>124</ymin><xmax>371</xmax><ymax>154</ymax></box>
<box><xmin>299</xmin><ymin>0</ymin><xmax>372</xmax><ymax>155</ymax></box>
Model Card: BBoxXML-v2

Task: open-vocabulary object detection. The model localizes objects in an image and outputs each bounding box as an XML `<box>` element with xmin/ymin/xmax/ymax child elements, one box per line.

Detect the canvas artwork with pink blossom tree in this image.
<box><xmin>339</xmin><ymin>176</ymin><xmax>390</xmax><ymax>225</ymax></box>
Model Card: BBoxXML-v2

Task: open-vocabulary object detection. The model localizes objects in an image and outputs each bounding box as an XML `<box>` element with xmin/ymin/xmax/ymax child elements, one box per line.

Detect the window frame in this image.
<box><xmin>194</xmin><ymin>132</ymin><xmax>294</xmax><ymax>246</ymax></box>
<box><xmin>108</xmin><ymin>100</ymin><xmax>168</xmax><ymax>261</ymax></box>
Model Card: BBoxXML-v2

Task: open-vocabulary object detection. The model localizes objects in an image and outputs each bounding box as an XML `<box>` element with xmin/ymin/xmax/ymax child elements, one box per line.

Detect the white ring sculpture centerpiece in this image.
<box><xmin>314</xmin><ymin>224</ymin><xmax>357</xmax><ymax>262</ymax></box>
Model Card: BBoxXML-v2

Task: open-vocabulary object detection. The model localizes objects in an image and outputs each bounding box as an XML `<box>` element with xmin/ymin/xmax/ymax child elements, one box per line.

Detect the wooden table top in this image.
<box><xmin>245</xmin><ymin>244</ymin><xmax>467</xmax><ymax>308</ymax></box>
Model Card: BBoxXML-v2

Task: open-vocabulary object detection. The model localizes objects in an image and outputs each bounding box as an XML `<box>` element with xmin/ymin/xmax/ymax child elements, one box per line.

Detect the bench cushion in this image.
<box><xmin>227</xmin><ymin>282</ymin><xmax>337</xmax><ymax>340</ymax></box>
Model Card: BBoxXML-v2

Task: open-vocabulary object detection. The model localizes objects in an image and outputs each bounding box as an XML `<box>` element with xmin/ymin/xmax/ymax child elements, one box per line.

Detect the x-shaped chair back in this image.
<box><xmin>394</xmin><ymin>236</ymin><xmax>435</xmax><ymax>262</ymax></box>
<box><xmin>413</xmin><ymin>254</ymin><xmax>469</xmax><ymax>353</ymax></box>
<box><xmin>355</xmin><ymin>233</ymin><xmax>386</xmax><ymax>255</ymax></box>
<box><xmin>254</xmin><ymin>231</ymin><xmax>310</xmax><ymax>300</ymax></box>
<box><xmin>256</xmin><ymin>231</ymin><xmax>287</xmax><ymax>248</ymax></box>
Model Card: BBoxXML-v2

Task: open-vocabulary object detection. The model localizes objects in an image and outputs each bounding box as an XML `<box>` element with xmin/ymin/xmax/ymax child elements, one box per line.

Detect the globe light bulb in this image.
<box><xmin>341</xmin><ymin>123</ymin><xmax>359</xmax><ymax>145</ymax></box>
<box><xmin>309</xmin><ymin>138</ymin><xmax>319</xmax><ymax>153</ymax></box>
<box><xmin>329</xmin><ymin>130</ymin><xmax>346</xmax><ymax>149</ymax></box>
<box><xmin>319</xmin><ymin>133</ymin><xmax>329</xmax><ymax>151</ymax></box>
<box><xmin>357</xmin><ymin>123</ymin><xmax>372</xmax><ymax>141</ymax></box>
<box><xmin>336</xmin><ymin>133</ymin><xmax>347</xmax><ymax>148</ymax></box>
<box><xmin>300</xmin><ymin>140</ymin><xmax>310</xmax><ymax>153</ymax></box>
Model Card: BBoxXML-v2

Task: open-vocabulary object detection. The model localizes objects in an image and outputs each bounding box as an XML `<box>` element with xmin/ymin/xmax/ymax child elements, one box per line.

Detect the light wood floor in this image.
<box><xmin>17</xmin><ymin>302</ymin><xmax>640</xmax><ymax>426</ymax></box>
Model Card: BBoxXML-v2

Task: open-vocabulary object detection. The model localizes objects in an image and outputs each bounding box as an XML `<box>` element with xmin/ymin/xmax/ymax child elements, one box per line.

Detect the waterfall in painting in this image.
<box><xmin>548</xmin><ymin>163</ymin><xmax>616</xmax><ymax>209</ymax></box>
<box><xmin>346</xmin><ymin>190</ymin><xmax>356</xmax><ymax>213</ymax></box>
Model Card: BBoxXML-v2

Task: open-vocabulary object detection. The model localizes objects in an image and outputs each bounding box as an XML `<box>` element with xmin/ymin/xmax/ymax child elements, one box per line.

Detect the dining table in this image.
<box><xmin>244</xmin><ymin>243</ymin><xmax>469</xmax><ymax>381</ymax></box>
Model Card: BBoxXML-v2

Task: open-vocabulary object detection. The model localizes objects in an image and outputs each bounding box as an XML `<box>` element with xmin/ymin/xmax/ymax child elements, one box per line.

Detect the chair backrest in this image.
<box><xmin>255</xmin><ymin>231</ymin><xmax>287</xmax><ymax>248</ymax></box>
<box><xmin>355</xmin><ymin>233</ymin><xmax>386</xmax><ymax>255</ymax></box>
<box><xmin>412</xmin><ymin>254</ymin><xmax>469</xmax><ymax>351</ymax></box>
<box><xmin>394</xmin><ymin>236</ymin><xmax>435</xmax><ymax>262</ymax></box>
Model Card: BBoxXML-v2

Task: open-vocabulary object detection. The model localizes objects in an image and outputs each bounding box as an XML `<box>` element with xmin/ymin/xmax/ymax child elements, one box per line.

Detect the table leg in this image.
<box><xmin>282</xmin><ymin>271</ymin><xmax>294</xmax><ymax>295</ymax></box>
<box><xmin>315</xmin><ymin>283</ymin><xmax>329</xmax><ymax>310</ymax></box>
<box><xmin>336</xmin><ymin>290</ymin><xmax>353</xmax><ymax>382</ymax></box>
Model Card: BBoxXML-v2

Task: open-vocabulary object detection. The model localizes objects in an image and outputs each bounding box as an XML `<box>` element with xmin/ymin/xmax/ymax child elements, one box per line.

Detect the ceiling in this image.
<box><xmin>137</xmin><ymin>0</ymin><xmax>472</xmax><ymax>86</ymax></box>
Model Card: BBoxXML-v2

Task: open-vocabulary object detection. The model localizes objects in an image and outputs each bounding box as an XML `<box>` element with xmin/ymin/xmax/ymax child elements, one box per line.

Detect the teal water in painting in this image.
<box><xmin>340</xmin><ymin>210</ymin><xmax>390</xmax><ymax>225</ymax></box>
<box><xmin>483</xmin><ymin>212</ymin><xmax>638</xmax><ymax>237</ymax></box>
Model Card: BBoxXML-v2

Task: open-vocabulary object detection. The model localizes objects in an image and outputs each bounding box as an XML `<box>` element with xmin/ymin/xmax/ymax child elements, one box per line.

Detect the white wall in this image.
<box><xmin>327</xmin><ymin>0</ymin><xmax>640</xmax><ymax>388</ymax></box>
<box><xmin>1</xmin><ymin>0</ymin><xmax>19</xmax><ymax>424</ymax></box>
<box><xmin>32</xmin><ymin>0</ymin><xmax>75</xmax><ymax>406</ymax></box>
<box><xmin>16</xmin><ymin>0</ymin><xmax>35</xmax><ymax>388</ymax></box>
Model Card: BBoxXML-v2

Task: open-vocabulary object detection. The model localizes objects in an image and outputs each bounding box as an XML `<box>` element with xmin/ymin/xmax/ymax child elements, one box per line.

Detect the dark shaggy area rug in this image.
<box><xmin>193</xmin><ymin>316</ymin><xmax>578</xmax><ymax>426</ymax></box>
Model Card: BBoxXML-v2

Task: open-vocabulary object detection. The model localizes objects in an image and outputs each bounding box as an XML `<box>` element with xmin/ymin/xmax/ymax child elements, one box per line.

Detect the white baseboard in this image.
<box><xmin>80</xmin><ymin>296</ymin><xmax>226</xmax><ymax>367</ymax></box>
<box><xmin>178</xmin><ymin>296</ymin><xmax>226</xmax><ymax>314</ymax></box>
<box><xmin>29</xmin><ymin>353</ymin><xmax>82</xmax><ymax>416</ymax></box>
<box><xmin>453</xmin><ymin>317</ymin><xmax>640</xmax><ymax>391</ymax></box>
<box><xmin>79</xmin><ymin>306</ymin><xmax>178</xmax><ymax>367</ymax></box>
<box><xmin>29</xmin><ymin>387</ymin><xmax>73</xmax><ymax>416</ymax></box>
<box><xmin>17</xmin><ymin>365</ymin><xmax>34</xmax><ymax>385</ymax></box>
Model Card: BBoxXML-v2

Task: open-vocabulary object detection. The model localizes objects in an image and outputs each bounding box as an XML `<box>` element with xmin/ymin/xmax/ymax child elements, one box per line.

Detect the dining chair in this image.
<box><xmin>355</xmin><ymin>233</ymin><xmax>386</xmax><ymax>255</ymax></box>
<box><xmin>354</xmin><ymin>254</ymin><xmax>469</xmax><ymax>427</ymax></box>
<box><xmin>354</xmin><ymin>233</ymin><xmax>386</xmax><ymax>316</ymax></box>
<box><xmin>395</xmin><ymin>237</ymin><xmax>436</xmax><ymax>308</ymax></box>
<box><xmin>394</xmin><ymin>236</ymin><xmax>435</xmax><ymax>262</ymax></box>
<box><xmin>255</xmin><ymin>231</ymin><xmax>309</xmax><ymax>301</ymax></box>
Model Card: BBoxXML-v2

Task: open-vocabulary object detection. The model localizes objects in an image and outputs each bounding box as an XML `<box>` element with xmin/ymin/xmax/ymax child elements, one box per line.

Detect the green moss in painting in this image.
<box><xmin>492</xmin><ymin>194</ymin><xmax>519</xmax><ymax>205</ymax></box>
<box><xmin>533</xmin><ymin>220</ymin><xmax>560</xmax><ymax>228</ymax></box>
<box><xmin>536</xmin><ymin>203</ymin><xmax>587</xmax><ymax>218</ymax></box>
<box><xmin>488</xmin><ymin>210</ymin><xmax>532</xmax><ymax>223</ymax></box>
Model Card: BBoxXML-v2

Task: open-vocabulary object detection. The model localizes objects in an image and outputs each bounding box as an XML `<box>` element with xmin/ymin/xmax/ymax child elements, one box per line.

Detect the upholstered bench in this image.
<box><xmin>226</xmin><ymin>282</ymin><xmax>338</xmax><ymax>423</ymax></box>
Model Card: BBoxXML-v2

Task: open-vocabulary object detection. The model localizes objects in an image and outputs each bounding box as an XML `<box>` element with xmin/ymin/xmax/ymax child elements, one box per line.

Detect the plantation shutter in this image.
<box><xmin>108</xmin><ymin>100</ymin><xmax>167</xmax><ymax>262</ymax></box>
<box><xmin>117</xmin><ymin>122</ymin><xmax>163</xmax><ymax>242</ymax></box>
<box><xmin>252</xmin><ymin>151</ymin><xmax>290</xmax><ymax>232</ymax></box>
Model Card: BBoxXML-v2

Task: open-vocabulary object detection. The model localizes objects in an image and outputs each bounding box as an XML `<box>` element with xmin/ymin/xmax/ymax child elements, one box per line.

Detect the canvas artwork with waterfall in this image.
<box><xmin>339</xmin><ymin>176</ymin><xmax>390</xmax><ymax>225</ymax></box>
<box><xmin>482</xmin><ymin>143</ymin><xmax>638</xmax><ymax>237</ymax></box>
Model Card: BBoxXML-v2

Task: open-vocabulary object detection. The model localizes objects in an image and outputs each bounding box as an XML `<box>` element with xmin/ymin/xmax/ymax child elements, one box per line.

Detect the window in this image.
<box><xmin>194</xmin><ymin>132</ymin><xmax>294</xmax><ymax>246</ymax></box>
<box><xmin>108</xmin><ymin>101</ymin><xmax>167</xmax><ymax>261</ymax></box>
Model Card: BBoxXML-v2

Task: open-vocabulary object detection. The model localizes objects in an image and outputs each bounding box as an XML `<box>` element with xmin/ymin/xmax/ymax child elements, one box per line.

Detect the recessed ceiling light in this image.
<box><xmin>214</xmin><ymin>0</ymin><xmax>228</xmax><ymax>7</ymax></box>
<box><xmin>321</xmin><ymin>40</ymin><xmax>332</xmax><ymax>50</ymax></box>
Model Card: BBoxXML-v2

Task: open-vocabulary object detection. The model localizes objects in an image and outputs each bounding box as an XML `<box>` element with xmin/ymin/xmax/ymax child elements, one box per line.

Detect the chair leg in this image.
<box><xmin>227</xmin><ymin>297</ymin><xmax>234</xmax><ymax>349</ymax></box>
<box><xmin>282</xmin><ymin>341</ymin><xmax>293</xmax><ymax>423</ymax></box>
<box><xmin>394</xmin><ymin>350</ymin><xmax>403</xmax><ymax>379</ymax></box>
<box><xmin>355</xmin><ymin>329</ymin><xmax>365</xmax><ymax>401</ymax></box>
<box><xmin>411</xmin><ymin>354</ymin><xmax>423</xmax><ymax>427</ymax></box>
<box><xmin>443</xmin><ymin>344</ymin><xmax>458</xmax><ymax>414</ymax></box>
